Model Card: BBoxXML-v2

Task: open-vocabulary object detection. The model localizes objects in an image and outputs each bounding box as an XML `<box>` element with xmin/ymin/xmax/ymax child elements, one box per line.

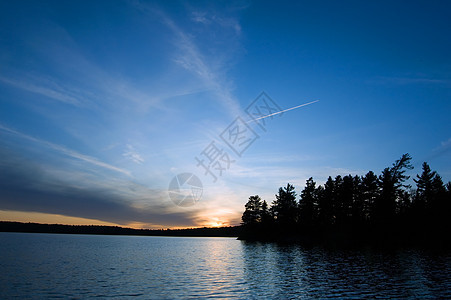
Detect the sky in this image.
<box><xmin>0</xmin><ymin>0</ymin><xmax>450</xmax><ymax>229</ymax></box>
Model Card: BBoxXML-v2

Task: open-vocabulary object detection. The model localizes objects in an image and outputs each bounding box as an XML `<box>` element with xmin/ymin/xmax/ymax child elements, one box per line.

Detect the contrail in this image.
<box><xmin>247</xmin><ymin>99</ymin><xmax>319</xmax><ymax>123</ymax></box>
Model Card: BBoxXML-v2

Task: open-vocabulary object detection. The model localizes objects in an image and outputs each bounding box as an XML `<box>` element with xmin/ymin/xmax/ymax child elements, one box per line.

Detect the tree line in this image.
<box><xmin>0</xmin><ymin>222</ymin><xmax>241</xmax><ymax>237</ymax></box>
<box><xmin>240</xmin><ymin>154</ymin><xmax>451</xmax><ymax>246</ymax></box>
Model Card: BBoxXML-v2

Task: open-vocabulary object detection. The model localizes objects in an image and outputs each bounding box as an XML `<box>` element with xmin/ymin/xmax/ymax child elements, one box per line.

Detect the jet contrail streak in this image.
<box><xmin>247</xmin><ymin>99</ymin><xmax>319</xmax><ymax>123</ymax></box>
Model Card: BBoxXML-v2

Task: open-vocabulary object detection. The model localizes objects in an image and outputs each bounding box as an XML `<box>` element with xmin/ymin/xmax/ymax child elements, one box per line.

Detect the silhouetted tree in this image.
<box><xmin>377</xmin><ymin>167</ymin><xmax>395</xmax><ymax>222</ymax></box>
<box><xmin>272</xmin><ymin>183</ymin><xmax>297</xmax><ymax>229</ymax></box>
<box><xmin>299</xmin><ymin>178</ymin><xmax>317</xmax><ymax>227</ymax></box>
<box><xmin>414</xmin><ymin>162</ymin><xmax>436</xmax><ymax>212</ymax></box>
<box><xmin>446</xmin><ymin>181</ymin><xmax>451</xmax><ymax>194</ymax></box>
<box><xmin>335</xmin><ymin>175</ymin><xmax>355</xmax><ymax>225</ymax></box>
<box><xmin>260</xmin><ymin>200</ymin><xmax>273</xmax><ymax>228</ymax></box>
<box><xmin>446</xmin><ymin>181</ymin><xmax>451</xmax><ymax>218</ymax></box>
<box><xmin>314</xmin><ymin>185</ymin><xmax>324</xmax><ymax>225</ymax></box>
<box><xmin>410</xmin><ymin>163</ymin><xmax>449</xmax><ymax>242</ymax></box>
<box><xmin>412</xmin><ymin>163</ymin><xmax>449</xmax><ymax>227</ymax></box>
<box><xmin>242</xmin><ymin>195</ymin><xmax>263</xmax><ymax>226</ymax></box>
<box><xmin>431</xmin><ymin>174</ymin><xmax>446</xmax><ymax>202</ymax></box>
<box><xmin>318</xmin><ymin>176</ymin><xmax>335</xmax><ymax>227</ymax></box>
<box><xmin>376</xmin><ymin>153</ymin><xmax>413</xmax><ymax>224</ymax></box>
<box><xmin>361</xmin><ymin>171</ymin><xmax>379</xmax><ymax>222</ymax></box>
<box><xmin>333</xmin><ymin>175</ymin><xmax>344</xmax><ymax>224</ymax></box>
<box><xmin>398</xmin><ymin>189</ymin><xmax>413</xmax><ymax>218</ymax></box>
<box><xmin>352</xmin><ymin>175</ymin><xmax>364</xmax><ymax>225</ymax></box>
<box><xmin>430</xmin><ymin>173</ymin><xmax>447</xmax><ymax>225</ymax></box>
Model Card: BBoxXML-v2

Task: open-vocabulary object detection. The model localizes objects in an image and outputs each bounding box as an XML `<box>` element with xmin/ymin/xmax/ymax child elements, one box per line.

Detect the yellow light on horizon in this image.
<box><xmin>0</xmin><ymin>207</ymin><xmax>241</xmax><ymax>230</ymax></box>
<box><xmin>196</xmin><ymin>208</ymin><xmax>238</xmax><ymax>228</ymax></box>
<box><xmin>207</xmin><ymin>217</ymin><xmax>227</xmax><ymax>227</ymax></box>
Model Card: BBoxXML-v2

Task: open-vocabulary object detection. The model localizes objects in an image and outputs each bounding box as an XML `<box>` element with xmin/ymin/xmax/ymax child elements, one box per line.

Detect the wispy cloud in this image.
<box><xmin>169</xmin><ymin>21</ymin><xmax>241</xmax><ymax>117</ymax></box>
<box><xmin>371</xmin><ymin>74</ymin><xmax>451</xmax><ymax>86</ymax></box>
<box><xmin>190</xmin><ymin>11</ymin><xmax>242</xmax><ymax>35</ymax></box>
<box><xmin>123</xmin><ymin>144</ymin><xmax>145</xmax><ymax>164</ymax></box>
<box><xmin>428</xmin><ymin>137</ymin><xmax>451</xmax><ymax>160</ymax></box>
<box><xmin>135</xmin><ymin>3</ymin><xmax>243</xmax><ymax>118</ymax></box>
<box><xmin>2</xmin><ymin>21</ymin><xmax>172</xmax><ymax>114</ymax></box>
<box><xmin>191</xmin><ymin>11</ymin><xmax>211</xmax><ymax>25</ymax></box>
<box><xmin>440</xmin><ymin>137</ymin><xmax>451</xmax><ymax>149</ymax></box>
<box><xmin>0</xmin><ymin>75</ymin><xmax>83</xmax><ymax>106</ymax></box>
<box><xmin>0</xmin><ymin>124</ymin><xmax>131</xmax><ymax>176</ymax></box>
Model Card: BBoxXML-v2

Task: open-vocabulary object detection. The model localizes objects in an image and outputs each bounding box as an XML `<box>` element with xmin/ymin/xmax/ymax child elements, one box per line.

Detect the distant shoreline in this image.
<box><xmin>0</xmin><ymin>221</ymin><xmax>241</xmax><ymax>238</ymax></box>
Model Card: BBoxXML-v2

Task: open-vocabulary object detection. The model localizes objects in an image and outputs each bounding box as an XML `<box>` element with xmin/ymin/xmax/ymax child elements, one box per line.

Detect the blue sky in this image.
<box><xmin>0</xmin><ymin>0</ymin><xmax>450</xmax><ymax>228</ymax></box>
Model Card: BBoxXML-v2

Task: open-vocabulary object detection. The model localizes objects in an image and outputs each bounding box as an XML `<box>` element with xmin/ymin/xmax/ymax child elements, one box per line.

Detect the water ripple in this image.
<box><xmin>0</xmin><ymin>233</ymin><xmax>450</xmax><ymax>299</ymax></box>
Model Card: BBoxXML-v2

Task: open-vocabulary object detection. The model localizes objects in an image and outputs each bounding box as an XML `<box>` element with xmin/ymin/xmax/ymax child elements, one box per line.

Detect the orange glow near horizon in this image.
<box><xmin>195</xmin><ymin>208</ymin><xmax>238</xmax><ymax>228</ymax></box>
<box><xmin>205</xmin><ymin>217</ymin><xmax>228</xmax><ymax>228</ymax></box>
<box><xmin>0</xmin><ymin>209</ymin><xmax>240</xmax><ymax>230</ymax></box>
<box><xmin>0</xmin><ymin>210</ymin><xmax>121</xmax><ymax>227</ymax></box>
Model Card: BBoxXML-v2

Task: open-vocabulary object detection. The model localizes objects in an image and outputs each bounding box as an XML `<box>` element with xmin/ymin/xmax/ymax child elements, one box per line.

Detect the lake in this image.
<box><xmin>0</xmin><ymin>232</ymin><xmax>450</xmax><ymax>299</ymax></box>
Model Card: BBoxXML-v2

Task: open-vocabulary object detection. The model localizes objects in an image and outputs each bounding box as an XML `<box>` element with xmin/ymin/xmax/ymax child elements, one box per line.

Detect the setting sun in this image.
<box><xmin>207</xmin><ymin>218</ymin><xmax>227</xmax><ymax>228</ymax></box>
<box><xmin>197</xmin><ymin>208</ymin><xmax>237</xmax><ymax>228</ymax></box>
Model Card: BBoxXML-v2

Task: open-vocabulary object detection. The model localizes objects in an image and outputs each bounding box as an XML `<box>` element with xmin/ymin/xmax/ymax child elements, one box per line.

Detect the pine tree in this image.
<box><xmin>260</xmin><ymin>200</ymin><xmax>273</xmax><ymax>227</ymax></box>
<box><xmin>352</xmin><ymin>175</ymin><xmax>364</xmax><ymax>225</ymax></box>
<box><xmin>318</xmin><ymin>176</ymin><xmax>335</xmax><ymax>227</ymax></box>
<box><xmin>242</xmin><ymin>195</ymin><xmax>263</xmax><ymax>226</ymax></box>
<box><xmin>333</xmin><ymin>175</ymin><xmax>344</xmax><ymax>224</ymax></box>
<box><xmin>414</xmin><ymin>162</ymin><xmax>436</xmax><ymax>211</ymax></box>
<box><xmin>272</xmin><ymin>183</ymin><xmax>297</xmax><ymax>229</ymax></box>
<box><xmin>376</xmin><ymin>153</ymin><xmax>413</xmax><ymax>224</ymax></box>
<box><xmin>299</xmin><ymin>178</ymin><xmax>317</xmax><ymax>227</ymax></box>
<box><xmin>361</xmin><ymin>171</ymin><xmax>379</xmax><ymax>222</ymax></box>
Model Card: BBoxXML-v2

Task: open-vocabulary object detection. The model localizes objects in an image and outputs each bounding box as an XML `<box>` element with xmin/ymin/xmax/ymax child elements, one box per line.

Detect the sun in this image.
<box><xmin>196</xmin><ymin>208</ymin><xmax>237</xmax><ymax>228</ymax></box>
<box><xmin>206</xmin><ymin>217</ymin><xmax>228</xmax><ymax>228</ymax></box>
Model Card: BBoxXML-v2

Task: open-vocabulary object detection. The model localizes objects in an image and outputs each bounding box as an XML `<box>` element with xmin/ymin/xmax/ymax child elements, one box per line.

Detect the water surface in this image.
<box><xmin>0</xmin><ymin>232</ymin><xmax>450</xmax><ymax>298</ymax></box>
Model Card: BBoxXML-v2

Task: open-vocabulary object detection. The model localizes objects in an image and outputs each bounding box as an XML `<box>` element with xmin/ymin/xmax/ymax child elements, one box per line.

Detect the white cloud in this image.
<box><xmin>123</xmin><ymin>144</ymin><xmax>145</xmax><ymax>164</ymax></box>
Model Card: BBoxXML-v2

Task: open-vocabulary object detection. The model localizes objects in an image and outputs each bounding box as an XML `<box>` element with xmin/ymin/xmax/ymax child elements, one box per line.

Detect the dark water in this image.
<box><xmin>0</xmin><ymin>232</ymin><xmax>450</xmax><ymax>299</ymax></box>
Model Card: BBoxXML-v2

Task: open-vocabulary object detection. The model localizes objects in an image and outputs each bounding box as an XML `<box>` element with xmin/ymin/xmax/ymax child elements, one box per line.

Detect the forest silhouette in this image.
<box><xmin>239</xmin><ymin>154</ymin><xmax>451</xmax><ymax>247</ymax></box>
